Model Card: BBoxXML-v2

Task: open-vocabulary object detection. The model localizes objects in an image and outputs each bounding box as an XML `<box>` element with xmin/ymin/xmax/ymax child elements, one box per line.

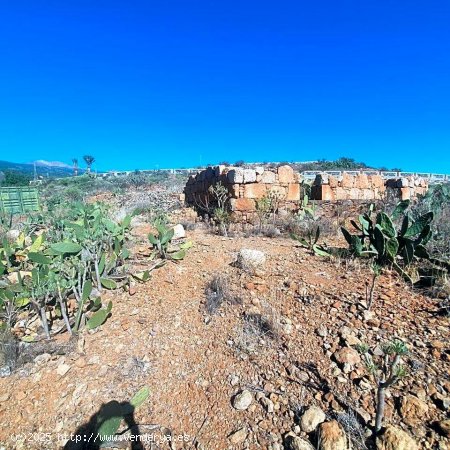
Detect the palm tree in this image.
<box><xmin>83</xmin><ymin>155</ymin><xmax>95</xmax><ymax>173</ymax></box>
<box><xmin>72</xmin><ymin>158</ymin><xmax>78</xmax><ymax>176</ymax></box>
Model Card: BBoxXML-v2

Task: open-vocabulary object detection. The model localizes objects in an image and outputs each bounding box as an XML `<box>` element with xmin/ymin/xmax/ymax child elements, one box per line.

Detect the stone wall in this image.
<box><xmin>311</xmin><ymin>173</ymin><xmax>428</xmax><ymax>201</ymax></box>
<box><xmin>184</xmin><ymin>165</ymin><xmax>302</xmax><ymax>221</ymax></box>
<box><xmin>184</xmin><ymin>165</ymin><xmax>429</xmax><ymax>220</ymax></box>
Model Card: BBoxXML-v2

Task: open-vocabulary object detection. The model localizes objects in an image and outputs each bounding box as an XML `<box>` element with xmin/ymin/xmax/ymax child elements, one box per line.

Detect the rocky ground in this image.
<box><xmin>0</xmin><ymin>210</ymin><xmax>449</xmax><ymax>450</ymax></box>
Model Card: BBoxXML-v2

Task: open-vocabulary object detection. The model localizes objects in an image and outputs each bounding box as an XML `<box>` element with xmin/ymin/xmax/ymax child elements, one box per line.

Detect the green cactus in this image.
<box><xmin>148</xmin><ymin>223</ymin><xmax>189</xmax><ymax>261</ymax></box>
<box><xmin>148</xmin><ymin>223</ymin><xmax>174</xmax><ymax>259</ymax></box>
<box><xmin>291</xmin><ymin>226</ymin><xmax>330</xmax><ymax>257</ymax></box>
<box><xmin>86</xmin><ymin>301</ymin><xmax>112</xmax><ymax>330</ymax></box>
<box><xmin>341</xmin><ymin>200</ymin><xmax>434</xmax><ymax>280</ymax></box>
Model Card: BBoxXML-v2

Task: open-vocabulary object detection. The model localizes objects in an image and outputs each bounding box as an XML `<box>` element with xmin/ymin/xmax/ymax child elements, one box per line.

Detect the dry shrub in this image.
<box><xmin>233</xmin><ymin>300</ymin><xmax>281</xmax><ymax>354</ymax></box>
<box><xmin>334</xmin><ymin>410</ymin><xmax>367</xmax><ymax>450</ymax></box>
<box><xmin>204</xmin><ymin>274</ymin><xmax>241</xmax><ymax>315</ymax></box>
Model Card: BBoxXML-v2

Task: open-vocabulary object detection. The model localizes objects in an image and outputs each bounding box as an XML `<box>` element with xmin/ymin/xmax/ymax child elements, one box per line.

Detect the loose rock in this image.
<box><xmin>56</xmin><ymin>363</ymin><xmax>71</xmax><ymax>377</ymax></box>
<box><xmin>376</xmin><ymin>425</ymin><xmax>418</xmax><ymax>450</ymax></box>
<box><xmin>399</xmin><ymin>394</ymin><xmax>429</xmax><ymax>426</ymax></box>
<box><xmin>172</xmin><ymin>224</ymin><xmax>186</xmax><ymax>240</ymax></box>
<box><xmin>318</xmin><ymin>420</ymin><xmax>349</xmax><ymax>450</ymax></box>
<box><xmin>300</xmin><ymin>406</ymin><xmax>326</xmax><ymax>433</ymax></box>
<box><xmin>334</xmin><ymin>347</ymin><xmax>361</xmax><ymax>366</ymax></box>
<box><xmin>233</xmin><ymin>389</ymin><xmax>253</xmax><ymax>410</ymax></box>
<box><xmin>228</xmin><ymin>427</ymin><xmax>247</xmax><ymax>444</ymax></box>
<box><xmin>285</xmin><ymin>433</ymin><xmax>315</xmax><ymax>450</ymax></box>
<box><xmin>236</xmin><ymin>249</ymin><xmax>266</xmax><ymax>272</ymax></box>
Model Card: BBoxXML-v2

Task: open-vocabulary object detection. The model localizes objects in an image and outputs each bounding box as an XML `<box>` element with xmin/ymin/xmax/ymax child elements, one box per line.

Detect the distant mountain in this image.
<box><xmin>32</xmin><ymin>160</ymin><xmax>73</xmax><ymax>169</ymax></box>
<box><xmin>0</xmin><ymin>160</ymin><xmax>85</xmax><ymax>178</ymax></box>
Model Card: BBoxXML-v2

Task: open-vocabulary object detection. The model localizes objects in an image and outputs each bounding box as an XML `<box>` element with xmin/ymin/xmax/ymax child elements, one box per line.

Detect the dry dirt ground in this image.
<box><xmin>0</xmin><ymin>221</ymin><xmax>449</xmax><ymax>450</ymax></box>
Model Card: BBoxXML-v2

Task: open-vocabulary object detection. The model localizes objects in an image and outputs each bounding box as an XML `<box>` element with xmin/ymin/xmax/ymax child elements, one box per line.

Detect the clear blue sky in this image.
<box><xmin>1</xmin><ymin>1</ymin><xmax>449</xmax><ymax>172</ymax></box>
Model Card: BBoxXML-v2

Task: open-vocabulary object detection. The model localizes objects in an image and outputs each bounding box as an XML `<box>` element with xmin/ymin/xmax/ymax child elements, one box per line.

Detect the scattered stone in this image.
<box><xmin>400</xmin><ymin>394</ymin><xmax>429</xmax><ymax>426</ymax></box>
<box><xmin>318</xmin><ymin>420</ymin><xmax>349</xmax><ymax>450</ymax></box>
<box><xmin>236</xmin><ymin>249</ymin><xmax>266</xmax><ymax>272</ymax></box>
<box><xmin>260</xmin><ymin>396</ymin><xmax>274</xmax><ymax>413</ymax></box>
<box><xmin>228</xmin><ymin>427</ymin><xmax>248</xmax><ymax>444</ymax></box>
<box><xmin>300</xmin><ymin>405</ymin><xmax>326</xmax><ymax>433</ymax></box>
<box><xmin>285</xmin><ymin>433</ymin><xmax>315</xmax><ymax>450</ymax></box>
<box><xmin>56</xmin><ymin>363</ymin><xmax>71</xmax><ymax>377</ymax></box>
<box><xmin>0</xmin><ymin>392</ymin><xmax>10</xmax><ymax>402</ymax></box>
<box><xmin>128</xmin><ymin>285</ymin><xmax>137</xmax><ymax>296</ymax></box>
<box><xmin>343</xmin><ymin>333</ymin><xmax>362</xmax><ymax>347</ymax></box>
<box><xmin>75</xmin><ymin>357</ymin><xmax>87</xmax><ymax>368</ymax></box>
<box><xmin>334</xmin><ymin>347</ymin><xmax>361</xmax><ymax>366</ymax></box>
<box><xmin>316</xmin><ymin>325</ymin><xmax>328</xmax><ymax>338</ymax></box>
<box><xmin>0</xmin><ymin>366</ymin><xmax>11</xmax><ymax>378</ymax></box>
<box><xmin>172</xmin><ymin>224</ymin><xmax>186</xmax><ymax>240</ymax></box>
<box><xmin>34</xmin><ymin>353</ymin><xmax>51</xmax><ymax>365</ymax></box>
<box><xmin>229</xmin><ymin>374</ymin><xmax>239</xmax><ymax>386</ymax></box>
<box><xmin>440</xmin><ymin>396</ymin><xmax>450</xmax><ymax>410</ymax></box>
<box><xmin>376</xmin><ymin>425</ymin><xmax>418</xmax><ymax>450</ymax></box>
<box><xmin>233</xmin><ymin>389</ymin><xmax>253</xmax><ymax>410</ymax></box>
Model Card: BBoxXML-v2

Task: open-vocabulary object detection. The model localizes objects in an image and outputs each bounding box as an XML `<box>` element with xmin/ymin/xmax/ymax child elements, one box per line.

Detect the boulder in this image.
<box><xmin>376</xmin><ymin>425</ymin><xmax>418</xmax><ymax>450</ymax></box>
<box><xmin>244</xmin><ymin>183</ymin><xmax>267</xmax><ymax>199</ymax></box>
<box><xmin>341</xmin><ymin>173</ymin><xmax>354</xmax><ymax>188</ymax></box>
<box><xmin>287</xmin><ymin>183</ymin><xmax>301</xmax><ymax>201</ymax></box>
<box><xmin>300</xmin><ymin>406</ymin><xmax>326</xmax><ymax>433</ymax></box>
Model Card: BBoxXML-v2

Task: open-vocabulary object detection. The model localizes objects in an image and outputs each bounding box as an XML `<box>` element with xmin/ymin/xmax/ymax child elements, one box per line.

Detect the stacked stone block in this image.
<box><xmin>311</xmin><ymin>173</ymin><xmax>428</xmax><ymax>201</ymax></box>
<box><xmin>184</xmin><ymin>166</ymin><xmax>430</xmax><ymax>221</ymax></box>
<box><xmin>184</xmin><ymin>165</ymin><xmax>301</xmax><ymax>221</ymax></box>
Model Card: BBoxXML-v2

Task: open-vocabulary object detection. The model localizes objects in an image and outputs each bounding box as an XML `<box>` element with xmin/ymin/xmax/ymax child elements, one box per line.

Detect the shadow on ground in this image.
<box><xmin>64</xmin><ymin>401</ymin><xmax>144</xmax><ymax>450</ymax></box>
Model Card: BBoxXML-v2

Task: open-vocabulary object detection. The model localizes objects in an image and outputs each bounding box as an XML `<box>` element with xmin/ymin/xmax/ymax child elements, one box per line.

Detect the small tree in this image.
<box><xmin>358</xmin><ymin>340</ymin><xmax>408</xmax><ymax>433</ymax></box>
<box><xmin>208</xmin><ymin>182</ymin><xmax>230</xmax><ymax>236</ymax></box>
<box><xmin>255</xmin><ymin>196</ymin><xmax>272</xmax><ymax>233</ymax></box>
<box><xmin>83</xmin><ymin>155</ymin><xmax>95</xmax><ymax>173</ymax></box>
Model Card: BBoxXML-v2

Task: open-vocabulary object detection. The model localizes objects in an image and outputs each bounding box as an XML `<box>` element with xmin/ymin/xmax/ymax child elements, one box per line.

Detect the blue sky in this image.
<box><xmin>0</xmin><ymin>1</ymin><xmax>449</xmax><ymax>172</ymax></box>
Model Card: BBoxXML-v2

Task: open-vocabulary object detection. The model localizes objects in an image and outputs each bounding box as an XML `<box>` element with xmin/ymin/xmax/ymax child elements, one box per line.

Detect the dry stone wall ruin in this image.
<box><xmin>184</xmin><ymin>165</ymin><xmax>429</xmax><ymax>220</ymax></box>
<box><xmin>311</xmin><ymin>173</ymin><xmax>428</xmax><ymax>201</ymax></box>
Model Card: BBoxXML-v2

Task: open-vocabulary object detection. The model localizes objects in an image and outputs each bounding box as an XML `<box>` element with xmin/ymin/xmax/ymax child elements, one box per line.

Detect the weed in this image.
<box><xmin>204</xmin><ymin>274</ymin><xmax>240</xmax><ymax>314</ymax></box>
